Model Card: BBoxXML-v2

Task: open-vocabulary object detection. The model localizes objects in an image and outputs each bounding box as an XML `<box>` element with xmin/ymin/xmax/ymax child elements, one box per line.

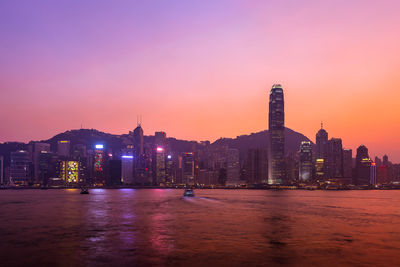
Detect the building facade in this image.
<box><xmin>299</xmin><ymin>141</ymin><xmax>313</xmax><ymax>182</ymax></box>
<box><xmin>268</xmin><ymin>84</ymin><xmax>285</xmax><ymax>184</ymax></box>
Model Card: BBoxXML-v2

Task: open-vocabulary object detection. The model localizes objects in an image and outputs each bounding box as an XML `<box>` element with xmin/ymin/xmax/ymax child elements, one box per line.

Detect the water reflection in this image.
<box><xmin>264</xmin><ymin>191</ymin><xmax>295</xmax><ymax>265</ymax></box>
<box><xmin>3</xmin><ymin>189</ymin><xmax>400</xmax><ymax>266</ymax></box>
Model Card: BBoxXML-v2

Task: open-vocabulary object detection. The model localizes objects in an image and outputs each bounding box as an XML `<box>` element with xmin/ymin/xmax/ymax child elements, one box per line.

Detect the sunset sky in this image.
<box><xmin>1</xmin><ymin>0</ymin><xmax>400</xmax><ymax>161</ymax></box>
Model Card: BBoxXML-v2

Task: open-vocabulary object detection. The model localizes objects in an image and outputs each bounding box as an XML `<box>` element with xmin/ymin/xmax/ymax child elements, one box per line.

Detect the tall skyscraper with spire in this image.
<box><xmin>133</xmin><ymin>120</ymin><xmax>144</xmax><ymax>184</ymax></box>
<box><xmin>268</xmin><ymin>84</ymin><xmax>285</xmax><ymax>184</ymax></box>
<box><xmin>133</xmin><ymin>123</ymin><xmax>144</xmax><ymax>158</ymax></box>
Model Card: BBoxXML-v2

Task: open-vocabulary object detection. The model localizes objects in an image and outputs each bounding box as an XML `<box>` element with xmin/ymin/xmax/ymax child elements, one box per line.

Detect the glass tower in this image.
<box><xmin>268</xmin><ymin>84</ymin><xmax>285</xmax><ymax>184</ymax></box>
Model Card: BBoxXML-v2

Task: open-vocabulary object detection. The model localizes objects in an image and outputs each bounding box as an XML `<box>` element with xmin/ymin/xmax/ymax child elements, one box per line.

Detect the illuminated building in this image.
<box><xmin>355</xmin><ymin>145</ymin><xmax>370</xmax><ymax>185</ymax></box>
<box><xmin>182</xmin><ymin>152</ymin><xmax>195</xmax><ymax>185</ymax></box>
<box><xmin>326</xmin><ymin>138</ymin><xmax>343</xmax><ymax>178</ymax></box>
<box><xmin>268</xmin><ymin>84</ymin><xmax>285</xmax><ymax>184</ymax></box>
<box><xmin>315</xmin><ymin>124</ymin><xmax>329</xmax><ymax>180</ymax></box>
<box><xmin>343</xmin><ymin>149</ymin><xmax>353</xmax><ymax>178</ymax></box>
<box><xmin>9</xmin><ymin>150</ymin><xmax>31</xmax><ymax>186</ymax></box>
<box><xmin>152</xmin><ymin>147</ymin><xmax>166</xmax><ymax>186</ymax></box>
<box><xmin>165</xmin><ymin>154</ymin><xmax>176</xmax><ymax>186</ymax></box>
<box><xmin>299</xmin><ymin>141</ymin><xmax>312</xmax><ymax>182</ymax></box>
<box><xmin>93</xmin><ymin>144</ymin><xmax>105</xmax><ymax>186</ymax></box>
<box><xmin>315</xmin><ymin>159</ymin><xmax>325</xmax><ymax>181</ymax></box>
<box><xmin>60</xmin><ymin>161</ymin><xmax>79</xmax><ymax>184</ymax></box>
<box><xmin>57</xmin><ymin>140</ymin><xmax>70</xmax><ymax>157</ymax></box>
<box><xmin>121</xmin><ymin>155</ymin><xmax>134</xmax><ymax>184</ymax></box>
<box><xmin>359</xmin><ymin>158</ymin><xmax>372</xmax><ymax>185</ymax></box>
<box><xmin>226</xmin><ymin>148</ymin><xmax>240</xmax><ymax>186</ymax></box>
<box><xmin>245</xmin><ymin>148</ymin><xmax>268</xmax><ymax>184</ymax></box>
<box><xmin>370</xmin><ymin>162</ymin><xmax>377</xmax><ymax>185</ymax></box>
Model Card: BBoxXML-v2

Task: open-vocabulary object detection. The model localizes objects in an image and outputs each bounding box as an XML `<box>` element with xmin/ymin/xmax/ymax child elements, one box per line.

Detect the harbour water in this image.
<box><xmin>1</xmin><ymin>189</ymin><xmax>400</xmax><ymax>266</ymax></box>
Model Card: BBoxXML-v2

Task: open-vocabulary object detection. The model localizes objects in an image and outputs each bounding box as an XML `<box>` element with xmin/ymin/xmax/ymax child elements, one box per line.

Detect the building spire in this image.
<box><xmin>321</xmin><ymin>121</ymin><xmax>323</xmax><ymax>129</ymax></box>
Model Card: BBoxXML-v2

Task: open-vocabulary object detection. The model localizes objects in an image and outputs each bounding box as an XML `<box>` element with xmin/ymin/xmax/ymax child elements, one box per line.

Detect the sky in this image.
<box><xmin>1</xmin><ymin>0</ymin><xmax>400</xmax><ymax>161</ymax></box>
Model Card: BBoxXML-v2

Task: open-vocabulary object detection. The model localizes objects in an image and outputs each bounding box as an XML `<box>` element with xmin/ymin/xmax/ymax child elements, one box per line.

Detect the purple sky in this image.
<box><xmin>1</xmin><ymin>0</ymin><xmax>400</xmax><ymax>161</ymax></box>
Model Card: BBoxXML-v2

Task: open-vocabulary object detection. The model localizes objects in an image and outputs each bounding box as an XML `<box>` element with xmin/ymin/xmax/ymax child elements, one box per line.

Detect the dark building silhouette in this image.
<box><xmin>10</xmin><ymin>150</ymin><xmax>31</xmax><ymax>186</ymax></box>
<box><xmin>133</xmin><ymin>124</ymin><xmax>144</xmax><ymax>157</ymax></box>
<box><xmin>245</xmin><ymin>148</ymin><xmax>268</xmax><ymax>184</ymax></box>
<box><xmin>133</xmin><ymin>124</ymin><xmax>145</xmax><ymax>184</ymax></box>
<box><xmin>316</xmin><ymin>124</ymin><xmax>328</xmax><ymax>159</ymax></box>
<box><xmin>0</xmin><ymin>156</ymin><xmax>4</xmax><ymax>184</ymax></box>
<box><xmin>355</xmin><ymin>145</ymin><xmax>371</xmax><ymax>185</ymax></box>
<box><xmin>182</xmin><ymin>152</ymin><xmax>195</xmax><ymax>185</ymax></box>
<box><xmin>154</xmin><ymin>131</ymin><xmax>167</xmax><ymax>147</ymax></box>
<box><xmin>327</xmin><ymin>138</ymin><xmax>343</xmax><ymax>178</ymax></box>
<box><xmin>268</xmin><ymin>84</ymin><xmax>285</xmax><ymax>184</ymax></box>
<box><xmin>107</xmin><ymin>159</ymin><xmax>122</xmax><ymax>186</ymax></box>
<box><xmin>38</xmin><ymin>151</ymin><xmax>54</xmax><ymax>185</ymax></box>
<box><xmin>343</xmin><ymin>149</ymin><xmax>353</xmax><ymax>178</ymax></box>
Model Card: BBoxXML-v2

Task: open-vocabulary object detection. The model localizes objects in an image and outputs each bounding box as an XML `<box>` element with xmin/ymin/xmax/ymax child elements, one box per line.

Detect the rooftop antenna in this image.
<box><xmin>140</xmin><ymin>115</ymin><xmax>142</xmax><ymax>126</ymax></box>
<box><xmin>321</xmin><ymin>121</ymin><xmax>323</xmax><ymax>129</ymax></box>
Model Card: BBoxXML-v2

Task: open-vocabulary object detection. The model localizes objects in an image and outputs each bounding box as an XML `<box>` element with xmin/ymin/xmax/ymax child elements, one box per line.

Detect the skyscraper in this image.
<box><xmin>31</xmin><ymin>142</ymin><xmax>51</xmax><ymax>184</ymax></box>
<box><xmin>93</xmin><ymin>144</ymin><xmax>105</xmax><ymax>186</ymax></box>
<box><xmin>315</xmin><ymin>125</ymin><xmax>328</xmax><ymax>180</ymax></box>
<box><xmin>355</xmin><ymin>145</ymin><xmax>370</xmax><ymax>185</ymax></box>
<box><xmin>133</xmin><ymin>125</ymin><xmax>144</xmax><ymax>157</ymax></box>
<box><xmin>299</xmin><ymin>141</ymin><xmax>313</xmax><ymax>182</ymax></box>
<box><xmin>316</xmin><ymin>124</ymin><xmax>328</xmax><ymax>159</ymax></box>
<box><xmin>154</xmin><ymin>131</ymin><xmax>167</xmax><ymax>147</ymax></box>
<box><xmin>182</xmin><ymin>152</ymin><xmax>195</xmax><ymax>185</ymax></box>
<box><xmin>152</xmin><ymin>146</ymin><xmax>166</xmax><ymax>186</ymax></box>
<box><xmin>133</xmin><ymin>124</ymin><xmax>144</xmax><ymax>184</ymax></box>
<box><xmin>268</xmin><ymin>84</ymin><xmax>285</xmax><ymax>184</ymax></box>
<box><xmin>343</xmin><ymin>149</ymin><xmax>353</xmax><ymax>178</ymax></box>
<box><xmin>327</xmin><ymin>138</ymin><xmax>343</xmax><ymax>178</ymax></box>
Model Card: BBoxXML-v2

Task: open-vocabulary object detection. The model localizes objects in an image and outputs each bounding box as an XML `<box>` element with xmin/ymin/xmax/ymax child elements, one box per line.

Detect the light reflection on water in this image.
<box><xmin>1</xmin><ymin>189</ymin><xmax>400</xmax><ymax>266</ymax></box>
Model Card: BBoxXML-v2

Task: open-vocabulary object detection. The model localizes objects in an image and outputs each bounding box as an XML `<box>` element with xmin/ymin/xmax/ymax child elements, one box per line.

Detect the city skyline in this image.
<box><xmin>1</xmin><ymin>0</ymin><xmax>400</xmax><ymax>161</ymax></box>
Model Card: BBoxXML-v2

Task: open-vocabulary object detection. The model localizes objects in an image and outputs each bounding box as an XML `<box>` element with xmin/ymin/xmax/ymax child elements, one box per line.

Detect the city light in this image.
<box><xmin>156</xmin><ymin>147</ymin><xmax>164</xmax><ymax>152</ymax></box>
<box><xmin>167</xmin><ymin>155</ymin><xmax>172</xmax><ymax>159</ymax></box>
<box><xmin>95</xmin><ymin>144</ymin><xmax>104</xmax><ymax>149</ymax></box>
<box><xmin>121</xmin><ymin>155</ymin><xmax>134</xmax><ymax>159</ymax></box>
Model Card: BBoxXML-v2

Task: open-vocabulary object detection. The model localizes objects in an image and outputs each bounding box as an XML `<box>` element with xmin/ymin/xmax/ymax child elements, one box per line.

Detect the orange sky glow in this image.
<box><xmin>1</xmin><ymin>0</ymin><xmax>400</xmax><ymax>161</ymax></box>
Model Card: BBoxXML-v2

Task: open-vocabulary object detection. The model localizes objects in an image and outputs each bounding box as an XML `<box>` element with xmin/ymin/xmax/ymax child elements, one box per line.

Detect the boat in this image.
<box><xmin>183</xmin><ymin>188</ymin><xmax>194</xmax><ymax>197</ymax></box>
<box><xmin>80</xmin><ymin>187</ymin><xmax>89</xmax><ymax>194</ymax></box>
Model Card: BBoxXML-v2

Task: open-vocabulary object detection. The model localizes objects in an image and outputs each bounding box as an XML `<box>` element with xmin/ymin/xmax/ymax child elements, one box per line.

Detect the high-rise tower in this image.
<box><xmin>316</xmin><ymin>124</ymin><xmax>328</xmax><ymax>160</ymax></box>
<box><xmin>299</xmin><ymin>141</ymin><xmax>313</xmax><ymax>182</ymax></box>
<box><xmin>355</xmin><ymin>145</ymin><xmax>371</xmax><ymax>185</ymax></box>
<box><xmin>133</xmin><ymin>124</ymin><xmax>144</xmax><ymax>158</ymax></box>
<box><xmin>268</xmin><ymin>84</ymin><xmax>285</xmax><ymax>184</ymax></box>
